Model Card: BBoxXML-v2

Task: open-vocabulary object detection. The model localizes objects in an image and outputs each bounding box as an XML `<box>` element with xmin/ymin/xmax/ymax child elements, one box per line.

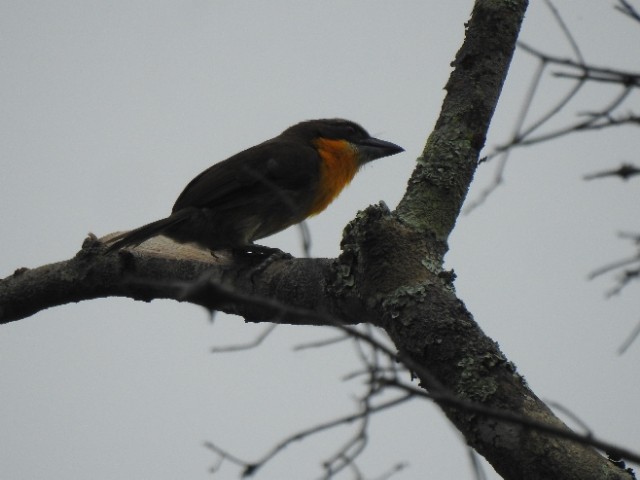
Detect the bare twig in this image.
<box><xmin>468</xmin><ymin>448</ymin><xmax>488</xmax><ymax>480</ymax></box>
<box><xmin>547</xmin><ymin>401</ymin><xmax>593</xmax><ymax>435</ymax></box>
<box><xmin>543</xmin><ymin>0</ymin><xmax>584</xmax><ymax>63</ymax></box>
<box><xmin>587</xmin><ymin>233</ymin><xmax>640</xmax><ymax>300</ymax></box>
<box><xmin>190</xmin><ymin>274</ymin><xmax>640</xmax><ymax>470</ymax></box>
<box><xmin>607</xmin><ymin>268</ymin><xmax>640</xmax><ymax>297</ymax></box>
<box><xmin>470</xmin><ymin>1</ymin><xmax>640</xmax><ymax>210</ymax></box>
<box><xmin>618</xmin><ymin>319</ymin><xmax>640</xmax><ymax>354</ymax></box>
<box><xmin>584</xmin><ymin>163</ymin><xmax>640</xmax><ymax>181</ymax></box>
<box><xmin>210</xmin><ymin>323</ymin><xmax>277</xmax><ymax>353</ymax></box>
<box><xmin>467</xmin><ymin>0</ymin><xmax>591</xmax><ymax>212</ymax></box>
<box><xmin>207</xmin><ymin>393</ymin><xmax>414</xmax><ymax>478</ymax></box>
<box><xmin>497</xmin><ymin>85</ymin><xmax>634</xmax><ymax>148</ymax></box>
<box><xmin>293</xmin><ymin>334</ymin><xmax>351</xmax><ymax>351</ymax></box>
<box><xmin>369</xmin><ymin>463</ymin><xmax>408</xmax><ymax>480</ymax></box>
<box><xmin>385</xmin><ymin>381</ymin><xmax>640</xmax><ymax>465</ymax></box>
<box><xmin>317</xmin><ymin>409</ymin><xmax>370</xmax><ymax>479</ymax></box>
<box><xmin>517</xmin><ymin>43</ymin><xmax>640</xmax><ymax>84</ymax></box>
<box><xmin>204</xmin><ymin>441</ymin><xmax>252</xmax><ymax>474</ymax></box>
<box><xmin>616</xmin><ymin>0</ymin><xmax>640</xmax><ymax>23</ymax></box>
<box><xmin>588</xmin><ymin>255</ymin><xmax>640</xmax><ymax>280</ymax></box>
<box><xmin>464</xmin><ymin>60</ymin><xmax>546</xmax><ymax>213</ymax></box>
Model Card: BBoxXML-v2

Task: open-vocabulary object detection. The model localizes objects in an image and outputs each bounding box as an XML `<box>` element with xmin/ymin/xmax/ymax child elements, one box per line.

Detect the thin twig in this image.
<box><xmin>191</xmin><ymin>278</ymin><xmax>640</xmax><ymax>471</ymax></box>
<box><xmin>616</xmin><ymin>0</ymin><xmax>640</xmax><ymax>23</ymax></box>
<box><xmin>503</xmin><ymin>86</ymin><xmax>633</xmax><ymax>148</ymax></box>
<box><xmin>293</xmin><ymin>334</ymin><xmax>351</xmax><ymax>351</ymax></box>
<box><xmin>544</xmin><ymin>0</ymin><xmax>585</xmax><ymax>64</ymax></box>
<box><xmin>473</xmin><ymin>2</ymin><xmax>640</xmax><ymax>208</ymax></box>
<box><xmin>518</xmin><ymin>43</ymin><xmax>640</xmax><ymax>80</ymax></box>
<box><xmin>369</xmin><ymin>462</ymin><xmax>409</xmax><ymax>480</ymax></box>
<box><xmin>547</xmin><ymin>401</ymin><xmax>593</xmax><ymax>435</ymax></box>
<box><xmin>607</xmin><ymin>268</ymin><xmax>640</xmax><ymax>297</ymax></box>
<box><xmin>241</xmin><ymin>394</ymin><xmax>414</xmax><ymax>477</ymax></box>
<box><xmin>386</xmin><ymin>381</ymin><xmax>640</xmax><ymax>465</ymax></box>
<box><xmin>204</xmin><ymin>441</ymin><xmax>252</xmax><ymax>473</ymax></box>
<box><xmin>584</xmin><ymin>164</ymin><xmax>640</xmax><ymax>181</ymax></box>
<box><xmin>468</xmin><ymin>447</ymin><xmax>488</xmax><ymax>480</ymax></box>
<box><xmin>210</xmin><ymin>323</ymin><xmax>277</xmax><ymax>353</ymax></box>
<box><xmin>588</xmin><ymin>255</ymin><xmax>640</xmax><ymax>280</ymax></box>
<box><xmin>619</xmin><ymin>319</ymin><xmax>640</xmax><ymax>355</ymax></box>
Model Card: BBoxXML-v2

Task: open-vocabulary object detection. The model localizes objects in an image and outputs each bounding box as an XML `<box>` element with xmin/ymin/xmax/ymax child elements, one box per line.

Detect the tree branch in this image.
<box><xmin>0</xmin><ymin>234</ymin><xmax>345</xmax><ymax>326</ymax></box>
<box><xmin>197</xmin><ymin>286</ymin><xmax>640</xmax><ymax>474</ymax></box>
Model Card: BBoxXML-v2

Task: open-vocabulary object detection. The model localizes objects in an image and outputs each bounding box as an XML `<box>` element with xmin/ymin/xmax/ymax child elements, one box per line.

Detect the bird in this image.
<box><xmin>105</xmin><ymin>118</ymin><xmax>404</xmax><ymax>255</ymax></box>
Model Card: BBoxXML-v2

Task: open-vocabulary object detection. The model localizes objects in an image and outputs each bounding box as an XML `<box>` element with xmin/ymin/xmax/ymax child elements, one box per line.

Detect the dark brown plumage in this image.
<box><xmin>106</xmin><ymin>119</ymin><xmax>403</xmax><ymax>253</ymax></box>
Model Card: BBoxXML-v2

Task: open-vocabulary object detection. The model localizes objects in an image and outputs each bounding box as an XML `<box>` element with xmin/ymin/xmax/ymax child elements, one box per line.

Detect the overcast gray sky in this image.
<box><xmin>1</xmin><ymin>1</ymin><xmax>639</xmax><ymax>479</ymax></box>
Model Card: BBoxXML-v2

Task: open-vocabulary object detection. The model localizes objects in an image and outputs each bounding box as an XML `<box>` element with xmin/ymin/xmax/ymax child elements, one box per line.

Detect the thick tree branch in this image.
<box><xmin>0</xmin><ymin>235</ymin><xmax>345</xmax><ymax>326</ymax></box>
<box><xmin>396</xmin><ymin>0</ymin><xmax>526</xmax><ymax>248</ymax></box>
<box><xmin>330</xmin><ymin>1</ymin><xmax>633</xmax><ymax>479</ymax></box>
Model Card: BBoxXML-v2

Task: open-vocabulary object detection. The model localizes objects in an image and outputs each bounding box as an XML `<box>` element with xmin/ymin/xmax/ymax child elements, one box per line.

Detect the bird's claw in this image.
<box><xmin>230</xmin><ymin>245</ymin><xmax>293</xmax><ymax>283</ymax></box>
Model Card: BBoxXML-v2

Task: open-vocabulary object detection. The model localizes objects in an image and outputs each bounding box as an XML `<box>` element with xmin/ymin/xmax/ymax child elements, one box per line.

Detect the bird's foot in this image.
<box><xmin>230</xmin><ymin>245</ymin><xmax>293</xmax><ymax>282</ymax></box>
<box><xmin>231</xmin><ymin>245</ymin><xmax>292</xmax><ymax>260</ymax></box>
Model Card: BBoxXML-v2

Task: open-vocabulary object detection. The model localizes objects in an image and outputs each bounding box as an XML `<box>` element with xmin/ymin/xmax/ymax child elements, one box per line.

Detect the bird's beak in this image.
<box><xmin>356</xmin><ymin>137</ymin><xmax>404</xmax><ymax>163</ymax></box>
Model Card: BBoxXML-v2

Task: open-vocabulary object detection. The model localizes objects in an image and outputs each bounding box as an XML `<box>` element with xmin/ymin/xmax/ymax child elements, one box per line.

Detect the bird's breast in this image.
<box><xmin>308</xmin><ymin>138</ymin><xmax>360</xmax><ymax>216</ymax></box>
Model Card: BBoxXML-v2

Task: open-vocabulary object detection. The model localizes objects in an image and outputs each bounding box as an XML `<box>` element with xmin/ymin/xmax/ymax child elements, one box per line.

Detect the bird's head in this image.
<box><xmin>283</xmin><ymin>118</ymin><xmax>404</xmax><ymax>165</ymax></box>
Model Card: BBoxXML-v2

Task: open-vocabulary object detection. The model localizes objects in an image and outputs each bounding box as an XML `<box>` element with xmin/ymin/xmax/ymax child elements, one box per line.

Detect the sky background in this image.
<box><xmin>1</xmin><ymin>1</ymin><xmax>639</xmax><ymax>479</ymax></box>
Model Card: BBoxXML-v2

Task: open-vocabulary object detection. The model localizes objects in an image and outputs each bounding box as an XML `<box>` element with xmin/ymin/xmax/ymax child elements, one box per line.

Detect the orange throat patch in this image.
<box><xmin>310</xmin><ymin>138</ymin><xmax>360</xmax><ymax>216</ymax></box>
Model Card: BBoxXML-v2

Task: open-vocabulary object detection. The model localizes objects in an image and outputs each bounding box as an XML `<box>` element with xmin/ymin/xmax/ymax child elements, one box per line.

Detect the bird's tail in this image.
<box><xmin>104</xmin><ymin>210</ymin><xmax>191</xmax><ymax>254</ymax></box>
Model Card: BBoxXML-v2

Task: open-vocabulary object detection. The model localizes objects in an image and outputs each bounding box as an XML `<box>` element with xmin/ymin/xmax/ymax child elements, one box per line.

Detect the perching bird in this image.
<box><xmin>105</xmin><ymin>118</ymin><xmax>403</xmax><ymax>254</ymax></box>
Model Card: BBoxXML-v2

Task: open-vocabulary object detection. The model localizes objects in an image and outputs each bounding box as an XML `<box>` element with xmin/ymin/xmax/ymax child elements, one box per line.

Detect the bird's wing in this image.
<box><xmin>172</xmin><ymin>139</ymin><xmax>320</xmax><ymax>213</ymax></box>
